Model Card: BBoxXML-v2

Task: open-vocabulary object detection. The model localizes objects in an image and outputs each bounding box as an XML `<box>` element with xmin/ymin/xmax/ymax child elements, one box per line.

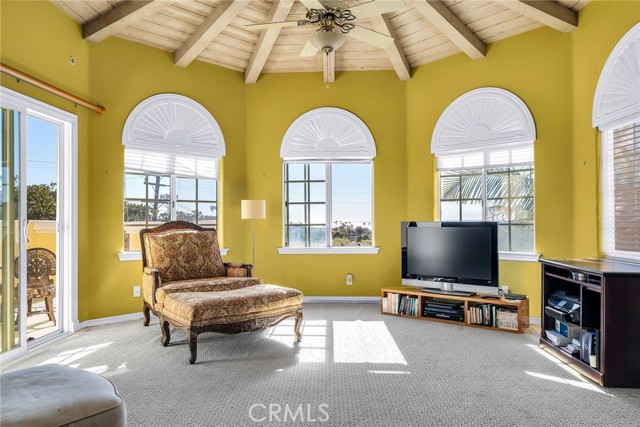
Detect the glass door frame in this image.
<box><xmin>0</xmin><ymin>86</ymin><xmax>78</xmax><ymax>363</ymax></box>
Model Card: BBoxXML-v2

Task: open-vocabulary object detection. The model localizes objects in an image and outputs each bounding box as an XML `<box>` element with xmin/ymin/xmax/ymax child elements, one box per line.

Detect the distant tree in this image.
<box><xmin>332</xmin><ymin>221</ymin><xmax>372</xmax><ymax>246</ymax></box>
<box><xmin>124</xmin><ymin>202</ymin><xmax>146</xmax><ymax>222</ymax></box>
<box><xmin>26</xmin><ymin>183</ymin><xmax>57</xmax><ymax>220</ymax></box>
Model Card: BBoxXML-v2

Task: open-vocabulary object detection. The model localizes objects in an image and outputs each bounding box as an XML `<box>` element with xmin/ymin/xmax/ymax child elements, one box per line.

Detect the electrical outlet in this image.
<box><xmin>346</xmin><ymin>273</ymin><xmax>353</xmax><ymax>286</ymax></box>
<box><xmin>133</xmin><ymin>286</ymin><xmax>141</xmax><ymax>298</ymax></box>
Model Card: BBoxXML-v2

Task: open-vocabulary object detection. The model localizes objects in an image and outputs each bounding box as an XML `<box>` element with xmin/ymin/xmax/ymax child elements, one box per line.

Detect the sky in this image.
<box><xmin>26</xmin><ymin>115</ymin><xmax>58</xmax><ymax>186</ymax></box>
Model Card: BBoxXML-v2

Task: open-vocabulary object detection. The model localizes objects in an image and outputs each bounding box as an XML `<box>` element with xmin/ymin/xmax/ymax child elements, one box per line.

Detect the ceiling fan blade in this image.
<box><xmin>348</xmin><ymin>25</ymin><xmax>395</xmax><ymax>49</ymax></box>
<box><xmin>244</xmin><ymin>21</ymin><xmax>302</xmax><ymax>30</ymax></box>
<box><xmin>300</xmin><ymin>39</ymin><xmax>320</xmax><ymax>57</ymax></box>
<box><xmin>349</xmin><ymin>0</ymin><xmax>407</xmax><ymax>19</ymax></box>
<box><xmin>300</xmin><ymin>0</ymin><xmax>325</xmax><ymax>10</ymax></box>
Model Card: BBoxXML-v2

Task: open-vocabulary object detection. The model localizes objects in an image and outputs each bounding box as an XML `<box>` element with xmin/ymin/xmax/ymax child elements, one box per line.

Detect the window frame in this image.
<box><xmin>122</xmin><ymin>170</ymin><xmax>219</xmax><ymax>252</ymax></box>
<box><xmin>438</xmin><ymin>163</ymin><xmax>538</xmax><ymax>260</ymax></box>
<box><xmin>601</xmin><ymin>119</ymin><xmax>640</xmax><ymax>262</ymax></box>
<box><xmin>280</xmin><ymin>160</ymin><xmax>378</xmax><ymax>254</ymax></box>
<box><xmin>282</xmin><ymin>159</ymin><xmax>375</xmax><ymax>252</ymax></box>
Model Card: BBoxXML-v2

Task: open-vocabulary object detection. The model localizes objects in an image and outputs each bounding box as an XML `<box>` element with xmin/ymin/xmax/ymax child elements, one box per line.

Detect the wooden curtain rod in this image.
<box><xmin>0</xmin><ymin>62</ymin><xmax>106</xmax><ymax>114</ymax></box>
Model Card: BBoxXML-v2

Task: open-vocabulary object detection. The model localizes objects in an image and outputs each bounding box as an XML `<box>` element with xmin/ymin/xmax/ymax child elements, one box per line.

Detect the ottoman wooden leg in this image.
<box><xmin>294</xmin><ymin>311</ymin><xmax>303</xmax><ymax>342</ymax></box>
<box><xmin>161</xmin><ymin>319</ymin><xmax>171</xmax><ymax>347</ymax></box>
<box><xmin>188</xmin><ymin>330</ymin><xmax>199</xmax><ymax>365</ymax></box>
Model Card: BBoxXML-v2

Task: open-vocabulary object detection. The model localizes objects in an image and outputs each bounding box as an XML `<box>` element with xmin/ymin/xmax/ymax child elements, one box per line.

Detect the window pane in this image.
<box><xmin>147</xmin><ymin>175</ymin><xmax>170</xmax><ymax>200</ymax></box>
<box><xmin>511</xmin><ymin>225</ymin><xmax>534</xmax><ymax>252</ymax></box>
<box><xmin>176</xmin><ymin>202</ymin><xmax>196</xmax><ymax>222</ymax></box>
<box><xmin>288</xmin><ymin>226</ymin><xmax>306</xmax><ymax>247</ymax></box>
<box><xmin>440</xmin><ymin>201</ymin><xmax>460</xmax><ymax>221</ymax></box>
<box><xmin>510</xmin><ymin>197</ymin><xmax>534</xmax><ymax>222</ymax></box>
<box><xmin>331</xmin><ymin>163</ymin><xmax>372</xmax><ymax>247</ymax></box>
<box><xmin>198</xmin><ymin>179</ymin><xmax>216</xmax><ymax>201</ymax></box>
<box><xmin>148</xmin><ymin>201</ymin><xmax>170</xmax><ymax>223</ymax></box>
<box><xmin>486</xmin><ymin>172</ymin><xmax>509</xmax><ymax>199</ymax></box>
<box><xmin>440</xmin><ymin>175</ymin><xmax>460</xmax><ymax>200</ymax></box>
<box><xmin>331</xmin><ymin>163</ymin><xmax>371</xmax><ymax>218</ymax></box>
<box><xmin>288</xmin><ymin>163</ymin><xmax>305</xmax><ymax>181</ymax></box>
<box><xmin>288</xmin><ymin>183</ymin><xmax>305</xmax><ymax>202</ymax></box>
<box><xmin>200</xmin><ymin>202</ymin><xmax>217</xmax><ymax>226</ymax></box>
<box><xmin>125</xmin><ymin>173</ymin><xmax>146</xmax><ymax>199</ymax></box>
<box><xmin>309</xmin><ymin>226</ymin><xmax>326</xmax><ymax>247</ymax></box>
<box><xmin>288</xmin><ymin>204</ymin><xmax>305</xmax><ymax>224</ymax></box>
<box><xmin>461</xmin><ymin>174</ymin><xmax>482</xmax><ymax>199</ymax></box>
<box><xmin>461</xmin><ymin>200</ymin><xmax>483</xmax><ymax>220</ymax></box>
<box><xmin>309</xmin><ymin>164</ymin><xmax>325</xmax><ymax>180</ymax></box>
<box><xmin>310</xmin><ymin>204</ymin><xmax>326</xmax><ymax>224</ymax></box>
<box><xmin>124</xmin><ymin>200</ymin><xmax>146</xmax><ymax>222</ymax></box>
<box><xmin>310</xmin><ymin>182</ymin><xmax>325</xmax><ymax>202</ymax></box>
<box><xmin>510</xmin><ymin>169</ymin><xmax>534</xmax><ymax>197</ymax></box>
<box><xmin>176</xmin><ymin>177</ymin><xmax>196</xmax><ymax>200</ymax></box>
<box><xmin>498</xmin><ymin>225</ymin><xmax>510</xmax><ymax>251</ymax></box>
<box><xmin>486</xmin><ymin>199</ymin><xmax>508</xmax><ymax>222</ymax></box>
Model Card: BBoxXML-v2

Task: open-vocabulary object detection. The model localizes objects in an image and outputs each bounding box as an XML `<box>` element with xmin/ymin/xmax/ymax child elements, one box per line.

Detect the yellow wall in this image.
<box><xmin>245</xmin><ymin>71</ymin><xmax>407</xmax><ymax>296</ymax></box>
<box><xmin>571</xmin><ymin>0</ymin><xmax>640</xmax><ymax>258</ymax></box>
<box><xmin>0</xmin><ymin>0</ymin><xmax>91</xmax><ymax>320</ymax></box>
<box><xmin>2</xmin><ymin>0</ymin><xmax>638</xmax><ymax>320</ymax></box>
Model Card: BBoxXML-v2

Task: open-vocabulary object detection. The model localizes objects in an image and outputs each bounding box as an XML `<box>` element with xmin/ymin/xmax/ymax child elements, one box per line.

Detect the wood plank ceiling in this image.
<box><xmin>52</xmin><ymin>0</ymin><xmax>590</xmax><ymax>84</ymax></box>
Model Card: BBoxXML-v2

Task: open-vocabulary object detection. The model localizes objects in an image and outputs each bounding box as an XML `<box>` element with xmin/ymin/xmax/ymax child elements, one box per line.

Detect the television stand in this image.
<box><xmin>420</xmin><ymin>287</ymin><xmax>475</xmax><ymax>297</ymax></box>
<box><xmin>381</xmin><ymin>286</ymin><xmax>529</xmax><ymax>333</ymax></box>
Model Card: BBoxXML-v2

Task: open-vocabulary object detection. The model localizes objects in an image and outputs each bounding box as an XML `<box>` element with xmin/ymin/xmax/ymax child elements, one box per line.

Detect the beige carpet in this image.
<box><xmin>2</xmin><ymin>303</ymin><xmax>639</xmax><ymax>426</ymax></box>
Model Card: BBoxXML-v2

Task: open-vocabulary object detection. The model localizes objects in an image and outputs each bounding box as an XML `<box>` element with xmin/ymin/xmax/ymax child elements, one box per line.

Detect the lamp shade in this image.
<box><xmin>241</xmin><ymin>200</ymin><xmax>266</xmax><ymax>220</ymax></box>
<box><xmin>310</xmin><ymin>30</ymin><xmax>347</xmax><ymax>50</ymax></box>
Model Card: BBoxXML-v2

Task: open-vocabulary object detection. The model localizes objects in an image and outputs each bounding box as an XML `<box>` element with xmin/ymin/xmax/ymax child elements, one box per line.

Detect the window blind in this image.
<box><xmin>602</xmin><ymin>121</ymin><xmax>640</xmax><ymax>260</ymax></box>
<box><xmin>436</xmin><ymin>144</ymin><xmax>533</xmax><ymax>171</ymax></box>
<box><xmin>124</xmin><ymin>148</ymin><xmax>218</xmax><ymax>179</ymax></box>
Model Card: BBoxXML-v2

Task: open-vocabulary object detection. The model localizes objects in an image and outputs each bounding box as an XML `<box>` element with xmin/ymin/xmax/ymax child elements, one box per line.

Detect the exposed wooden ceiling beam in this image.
<box><xmin>369</xmin><ymin>14</ymin><xmax>411</xmax><ymax>81</ymax></box>
<box><xmin>174</xmin><ymin>1</ymin><xmax>247</xmax><ymax>68</ymax></box>
<box><xmin>409</xmin><ymin>0</ymin><xmax>486</xmax><ymax>60</ymax></box>
<box><xmin>323</xmin><ymin>50</ymin><xmax>336</xmax><ymax>84</ymax></box>
<box><xmin>245</xmin><ymin>0</ymin><xmax>295</xmax><ymax>84</ymax></box>
<box><xmin>496</xmin><ymin>0</ymin><xmax>578</xmax><ymax>33</ymax></box>
<box><xmin>83</xmin><ymin>0</ymin><xmax>172</xmax><ymax>44</ymax></box>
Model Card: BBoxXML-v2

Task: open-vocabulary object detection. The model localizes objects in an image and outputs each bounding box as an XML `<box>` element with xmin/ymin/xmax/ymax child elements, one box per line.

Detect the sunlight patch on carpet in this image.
<box><xmin>333</xmin><ymin>321</ymin><xmax>407</xmax><ymax>364</ymax></box>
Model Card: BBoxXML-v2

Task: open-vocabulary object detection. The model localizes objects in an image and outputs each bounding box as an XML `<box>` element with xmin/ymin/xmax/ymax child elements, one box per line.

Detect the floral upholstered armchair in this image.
<box><xmin>139</xmin><ymin>221</ymin><xmax>262</xmax><ymax>326</ymax></box>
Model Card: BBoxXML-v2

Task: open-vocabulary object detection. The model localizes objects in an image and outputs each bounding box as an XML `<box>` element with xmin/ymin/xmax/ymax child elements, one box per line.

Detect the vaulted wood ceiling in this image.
<box><xmin>52</xmin><ymin>0</ymin><xmax>589</xmax><ymax>84</ymax></box>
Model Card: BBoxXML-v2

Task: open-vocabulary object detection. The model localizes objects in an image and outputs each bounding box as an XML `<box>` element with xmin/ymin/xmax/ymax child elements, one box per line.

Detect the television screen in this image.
<box><xmin>402</xmin><ymin>221</ymin><xmax>499</xmax><ymax>288</ymax></box>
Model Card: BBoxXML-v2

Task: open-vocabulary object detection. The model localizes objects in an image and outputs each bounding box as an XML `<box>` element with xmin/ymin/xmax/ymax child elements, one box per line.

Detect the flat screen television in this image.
<box><xmin>401</xmin><ymin>221</ymin><xmax>499</xmax><ymax>296</ymax></box>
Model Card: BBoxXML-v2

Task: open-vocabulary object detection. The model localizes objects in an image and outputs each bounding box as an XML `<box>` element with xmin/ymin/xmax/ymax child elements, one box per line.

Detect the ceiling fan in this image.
<box><xmin>245</xmin><ymin>0</ymin><xmax>407</xmax><ymax>57</ymax></box>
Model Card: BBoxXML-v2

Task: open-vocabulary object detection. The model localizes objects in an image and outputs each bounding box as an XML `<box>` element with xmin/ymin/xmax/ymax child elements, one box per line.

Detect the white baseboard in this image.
<box><xmin>77</xmin><ymin>312</ymin><xmax>144</xmax><ymax>330</ymax></box>
<box><xmin>303</xmin><ymin>296</ymin><xmax>379</xmax><ymax>303</ymax></box>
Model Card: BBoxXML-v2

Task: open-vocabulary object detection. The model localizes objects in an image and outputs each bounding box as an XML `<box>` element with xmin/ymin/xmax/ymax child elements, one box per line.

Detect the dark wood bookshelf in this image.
<box><xmin>540</xmin><ymin>258</ymin><xmax>640</xmax><ymax>387</ymax></box>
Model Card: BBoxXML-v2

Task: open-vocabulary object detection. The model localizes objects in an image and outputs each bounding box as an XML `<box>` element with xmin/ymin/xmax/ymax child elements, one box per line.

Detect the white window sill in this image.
<box><xmin>499</xmin><ymin>251</ymin><xmax>540</xmax><ymax>262</ymax></box>
<box><xmin>277</xmin><ymin>247</ymin><xmax>380</xmax><ymax>255</ymax></box>
<box><xmin>118</xmin><ymin>247</ymin><xmax>229</xmax><ymax>262</ymax></box>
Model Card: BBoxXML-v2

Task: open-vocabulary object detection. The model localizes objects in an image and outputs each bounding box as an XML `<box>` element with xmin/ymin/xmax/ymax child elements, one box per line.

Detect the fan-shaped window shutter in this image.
<box><xmin>280</xmin><ymin>107</ymin><xmax>376</xmax><ymax>160</ymax></box>
<box><xmin>432</xmin><ymin>87</ymin><xmax>536</xmax><ymax>170</ymax></box>
<box><xmin>122</xmin><ymin>94</ymin><xmax>225</xmax><ymax>178</ymax></box>
<box><xmin>594</xmin><ymin>23</ymin><xmax>640</xmax><ymax>260</ymax></box>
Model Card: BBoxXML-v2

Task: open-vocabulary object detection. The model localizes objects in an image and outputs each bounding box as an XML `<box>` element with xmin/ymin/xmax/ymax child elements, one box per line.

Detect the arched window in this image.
<box><xmin>121</xmin><ymin>94</ymin><xmax>225</xmax><ymax>252</ymax></box>
<box><xmin>593</xmin><ymin>23</ymin><xmax>640</xmax><ymax>261</ymax></box>
<box><xmin>432</xmin><ymin>88</ymin><xmax>537</xmax><ymax>258</ymax></box>
<box><xmin>279</xmin><ymin>107</ymin><xmax>378</xmax><ymax>254</ymax></box>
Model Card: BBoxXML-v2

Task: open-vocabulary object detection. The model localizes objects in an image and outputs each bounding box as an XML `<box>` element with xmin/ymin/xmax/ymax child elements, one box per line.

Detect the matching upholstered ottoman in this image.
<box><xmin>160</xmin><ymin>284</ymin><xmax>304</xmax><ymax>364</ymax></box>
<box><xmin>0</xmin><ymin>364</ymin><xmax>126</xmax><ymax>427</ymax></box>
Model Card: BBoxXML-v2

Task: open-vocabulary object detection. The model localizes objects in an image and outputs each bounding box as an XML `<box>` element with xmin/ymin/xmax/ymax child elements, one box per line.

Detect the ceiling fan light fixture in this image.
<box><xmin>310</xmin><ymin>29</ymin><xmax>347</xmax><ymax>51</ymax></box>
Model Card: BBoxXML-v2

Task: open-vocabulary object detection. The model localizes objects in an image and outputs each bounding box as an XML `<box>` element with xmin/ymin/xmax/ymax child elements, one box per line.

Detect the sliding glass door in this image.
<box><xmin>0</xmin><ymin>86</ymin><xmax>77</xmax><ymax>362</ymax></box>
<box><xmin>1</xmin><ymin>107</ymin><xmax>21</xmax><ymax>354</ymax></box>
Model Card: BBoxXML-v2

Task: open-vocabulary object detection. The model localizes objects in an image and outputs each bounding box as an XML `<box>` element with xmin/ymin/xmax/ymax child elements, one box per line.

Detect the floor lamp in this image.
<box><xmin>241</xmin><ymin>200</ymin><xmax>266</xmax><ymax>272</ymax></box>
